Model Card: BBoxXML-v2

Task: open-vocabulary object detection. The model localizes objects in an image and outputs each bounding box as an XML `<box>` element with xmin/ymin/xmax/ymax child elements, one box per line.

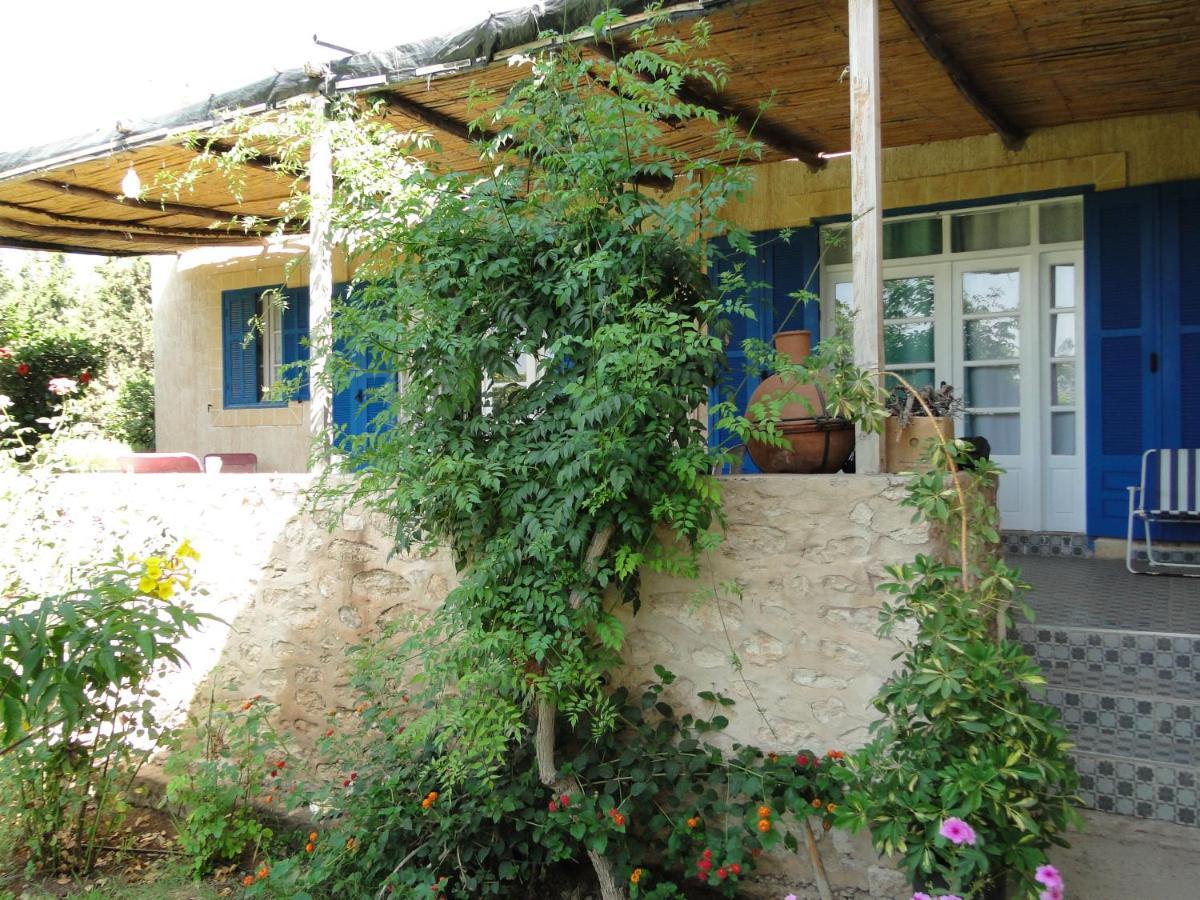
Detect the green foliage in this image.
<box><xmin>248</xmin><ymin>648</ymin><xmax>848</xmax><ymax>899</ymax></box>
<box><xmin>0</xmin><ymin>544</ymin><xmax>205</xmax><ymax>873</ymax></box>
<box><xmin>835</xmin><ymin>443</ymin><xmax>1080</xmax><ymax>898</ymax></box>
<box><xmin>110</xmin><ymin>373</ymin><xmax>156</xmax><ymax>451</ymax></box>
<box><xmin>164</xmin><ymin>694</ymin><xmax>282</xmax><ymax>876</ymax></box>
<box><xmin>0</xmin><ymin>330</ymin><xmax>105</xmax><ymax>444</ymax></box>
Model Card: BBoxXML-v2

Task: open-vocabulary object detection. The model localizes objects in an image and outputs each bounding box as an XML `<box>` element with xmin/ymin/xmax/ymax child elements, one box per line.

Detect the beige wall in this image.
<box><xmin>151</xmin><ymin>111</ymin><xmax>1200</xmax><ymax>471</ymax></box>
<box><xmin>150</xmin><ymin>243</ymin><xmax>353</xmax><ymax>472</ymax></box>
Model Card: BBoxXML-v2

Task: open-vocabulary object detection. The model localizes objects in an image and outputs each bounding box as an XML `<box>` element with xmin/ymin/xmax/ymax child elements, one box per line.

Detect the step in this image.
<box><xmin>1015</xmin><ymin>624</ymin><xmax>1200</xmax><ymax>701</ymax></box>
<box><xmin>1073</xmin><ymin>750</ymin><xmax>1199</xmax><ymax>828</ymax></box>
<box><xmin>1042</xmin><ymin>685</ymin><xmax>1200</xmax><ymax>766</ymax></box>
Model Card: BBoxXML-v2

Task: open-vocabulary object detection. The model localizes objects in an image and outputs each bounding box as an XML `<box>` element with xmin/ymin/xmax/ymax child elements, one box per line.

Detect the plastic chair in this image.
<box><xmin>117</xmin><ymin>453</ymin><xmax>203</xmax><ymax>474</ymax></box>
<box><xmin>203</xmin><ymin>452</ymin><xmax>258</xmax><ymax>473</ymax></box>
<box><xmin>1126</xmin><ymin>448</ymin><xmax>1200</xmax><ymax>575</ymax></box>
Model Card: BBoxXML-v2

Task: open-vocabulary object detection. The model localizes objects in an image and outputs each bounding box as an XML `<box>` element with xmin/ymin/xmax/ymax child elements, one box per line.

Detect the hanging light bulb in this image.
<box><xmin>120</xmin><ymin>165</ymin><xmax>141</xmax><ymax>198</ymax></box>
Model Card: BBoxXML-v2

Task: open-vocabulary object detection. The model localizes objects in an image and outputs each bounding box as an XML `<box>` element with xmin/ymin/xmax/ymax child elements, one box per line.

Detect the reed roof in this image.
<box><xmin>0</xmin><ymin>0</ymin><xmax>1196</xmax><ymax>256</ymax></box>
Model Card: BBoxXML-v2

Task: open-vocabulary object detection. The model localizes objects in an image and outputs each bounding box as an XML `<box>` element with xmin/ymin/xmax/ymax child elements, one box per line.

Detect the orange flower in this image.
<box><xmin>309</xmin><ymin>831</ymin><xmax>318</xmax><ymax>841</ymax></box>
<box><xmin>811</xmin><ymin>798</ymin><xmax>822</xmax><ymax>809</ymax></box>
<box><xmin>756</xmin><ymin>818</ymin><xmax>771</xmax><ymax>833</ymax></box>
<box><xmin>757</xmin><ymin>805</ymin><xmax>771</xmax><ymax>818</ymax></box>
<box><xmin>428</xmin><ymin>790</ymin><xmax>439</xmax><ymax>801</ymax></box>
<box><xmin>256</xmin><ymin>866</ymin><xmax>269</xmax><ymax>880</ymax></box>
<box><xmin>264</xmin><ymin>794</ymin><xmax>274</xmax><ymax>804</ymax></box>
<box><xmin>421</xmin><ymin>797</ymin><xmax>433</xmax><ymax>809</ymax></box>
<box><xmin>826</xmin><ymin>802</ymin><xmax>837</xmax><ymax>814</ymax></box>
<box><xmin>767</xmin><ymin>752</ymin><xmax>779</xmax><ymax>763</ymax></box>
<box><xmin>305</xmin><ymin>842</ymin><xmax>315</xmax><ymax>854</ymax></box>
<box><xmin>686</xmin><ymin>816</ymin><xmax>700</xmax><ymax>829</ymax></box>
<box><xmin>630</xmin><ymin>868</ymin><xmax>643</xmax><ymax>885</ymax></box>
<box><xmin>347</xmin><ymin>837</ymin><xmax>357</xmax><ymax>851</ymax></box>
<box><xmin>243</xmin><ymin>875</ymin><xmax>254</xmax><ymax>886</ymax></box>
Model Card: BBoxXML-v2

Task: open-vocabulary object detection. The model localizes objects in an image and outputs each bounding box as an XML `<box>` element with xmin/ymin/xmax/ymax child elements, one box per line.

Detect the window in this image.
<box><xmin>222</xmin><ymin>286</ymin><xmax>310</xmax><ymax>407</ymax></box>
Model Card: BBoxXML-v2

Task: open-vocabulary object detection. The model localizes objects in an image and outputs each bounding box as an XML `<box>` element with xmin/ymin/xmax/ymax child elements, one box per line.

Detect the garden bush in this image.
<box><xmin>0</xmin><ymin>331</ymin><xmax>104</xmax><ymax>447</ymax></box>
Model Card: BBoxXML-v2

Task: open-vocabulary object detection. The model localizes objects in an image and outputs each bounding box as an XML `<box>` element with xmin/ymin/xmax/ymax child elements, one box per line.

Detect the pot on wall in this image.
<box><xmin>884</xmin><ymin>415</ymin><xmax>955</xmax><ymax>474</ymax></box>
<box><xmin>744</xmin><ymin>330</ymin><xmax>855</xmax><ymax>474</ymax></box>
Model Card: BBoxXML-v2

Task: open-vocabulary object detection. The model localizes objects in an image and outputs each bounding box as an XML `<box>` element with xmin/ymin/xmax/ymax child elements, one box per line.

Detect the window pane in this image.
<box><xmin>884</xmin><ymin>218</ymin><xmax>942</xmax><ymax>259</ymax></box>
<box><xmin>1052</xmin><ymin>411</ymin><xmax>1077</xmax><ymax>455</ymax></box>
<box><xmin>962</xmin><ymin>269</ymin><xmax>1020</xmax><ymax>313</ymax></box>
<box><xmin>889</xmin><ymin>367</ymin><xmax>935</xmax><ymax>391</ymax></box>
<box><xmin>963</xmin><ymin>413</ymin><xmax>1020</xmax><ymax>455</ymax></box>
<box><xmin>834</xmin><ymin>281</ymin><xmax>853</xmax><ymax>321</ymax></box>
<box><xmin>1052</xmin><ymin>362</ymin><xmax>1076</xmax><ymax>405</ymax></box>
<box><xmin>1040</xmin><ymin>202</ymin><xmax>1083</xmax><ymax>243</ymax></box>
<box><xmin>1052</xmin><ymin>312</ymin><xmax>1076</xmax><ymax>357</ymax></box>
<box><xmin>1051</xmin><ymin>264</ymin><xmax>1075</xmax><ymax>309</ymax></box>
<box><xmin>966</xmin><ymin>365</ymin><xmax>1020</xmax><ymax>407</ymax></box>
<box><xmin>951</xmin><ymin>207</ymin><xmax>1030</xmax><ymax>252</ymax></box>
<box><xmin>823</xmin><ymin>227</ymin><xmax>852</xmax><ymax>265</ymax></box>
<box><xmin>964</xmin><ymin>317</ymin><xmax>1020</xmax><ymax>359</ymax></box>
<box><xmin>883</xmin><ymin>275</ymin><xmax>934</xmax><ymax>318</ymax></box>
<box><xmin>885</xmin><ymin>322</ymin><xmax>934</xmax><ymax>364</ymax></box>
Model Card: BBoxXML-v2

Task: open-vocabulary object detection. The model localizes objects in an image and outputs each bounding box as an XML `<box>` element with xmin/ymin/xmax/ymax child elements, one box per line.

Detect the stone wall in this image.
<box><xmin>3</xmin><ymin>472</ymin><xmax>932</xmax><ymax>898</ymax></box>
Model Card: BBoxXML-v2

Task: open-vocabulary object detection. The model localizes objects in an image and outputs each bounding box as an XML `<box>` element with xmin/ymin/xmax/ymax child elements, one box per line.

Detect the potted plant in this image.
<box><xmin>883</xmin><ymin>381</ymin><xmax>963</xmax><ymax>473</ymax></box>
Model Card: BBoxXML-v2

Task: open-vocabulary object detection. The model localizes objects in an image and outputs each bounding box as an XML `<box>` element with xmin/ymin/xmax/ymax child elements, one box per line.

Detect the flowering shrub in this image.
<box><xmin>0</xmin><ymin>542</ymin><xmax>206</xmax><ymax>872</ymax></box>
<box><xmin>0</xmin><ymin>331</ymin><xmax>103</xmax><ymax>448</ymax></box>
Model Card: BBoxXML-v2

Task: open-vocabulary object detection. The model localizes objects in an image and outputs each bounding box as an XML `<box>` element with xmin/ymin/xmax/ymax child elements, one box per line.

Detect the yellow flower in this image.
<box><xmin>144</xmin><ymin>556</ymin><xmax>163</xmax><ymax>579</ymax></box>
<box><xmin>138</xmin><ymin>576</ymin><xmax>157</xmax><ymax>594</ymax></box>
<box><xmin>175</xmin><ymin>539</ymin><xmax>200</xmax><ymax>561</ymax></box>
<box><xmin>156</xmin><ymin>579</ymin><xmax>175</xmax><ymax>600</ymax></box>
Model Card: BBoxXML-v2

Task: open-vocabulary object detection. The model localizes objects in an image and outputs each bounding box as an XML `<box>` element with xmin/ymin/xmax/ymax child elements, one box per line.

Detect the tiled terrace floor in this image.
<box><xmin>1015</xmin><ymin>555</ymin><xmax>1200</xmax><ymax>634</ymax></box>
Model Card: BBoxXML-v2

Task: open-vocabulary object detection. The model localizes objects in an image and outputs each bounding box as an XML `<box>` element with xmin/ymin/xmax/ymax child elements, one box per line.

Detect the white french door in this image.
<box><xmin>951</xmin><ymin>257</ymin><xmax>1035</xmax><ymax>530</ymax></box>
<box><xmin>1039</xmin><ymin>251</ymin><xmax>1085</xmax><ymax>532</ymax></box>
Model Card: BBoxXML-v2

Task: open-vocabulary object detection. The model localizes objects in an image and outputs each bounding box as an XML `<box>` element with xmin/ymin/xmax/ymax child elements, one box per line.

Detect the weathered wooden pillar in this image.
<box><xmin>849</xmin><ymin>0</ymin><xmax>884</xmax><ymax>474</ymax></box>
<box><xmin>308</xmin><ymin>95</ymin><xmax>334</xmax><ymax>464</ymax></box>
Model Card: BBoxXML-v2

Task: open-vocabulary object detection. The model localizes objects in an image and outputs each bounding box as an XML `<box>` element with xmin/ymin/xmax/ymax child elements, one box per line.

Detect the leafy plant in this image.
<box><xmin>885</xmin><ymin>381</ymin><xmax>964</xmax><ymax>428</ymax></box>
<box><xmin>164</xmin><ymin>693</ymin><xmax>284</xmax><ymax>876</ymax></box>
<box><xmin>0</xmin><ymin>542</ymin><xmax>205</xmax><ymax>873</ymax></box>
<box><xmin>109</xmin><ymin>373</ymin><xmax>155</xmax><ymax>451</ymax></box>
<box><xmin>835</xmin><ymin>440</ymin><xmax>1080</xmax><ymax>899</ymax></box>
<box><xmin>0</xmin><ymin>331</ymin><xmax>104</xmax><ymax>448</ymax></box>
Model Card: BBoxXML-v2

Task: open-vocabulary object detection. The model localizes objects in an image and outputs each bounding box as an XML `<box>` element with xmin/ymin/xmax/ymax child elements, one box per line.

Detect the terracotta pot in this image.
<box><xmin>744</xmin><ymin>330</ymin><xmax>855</xmax><ymax>474</ymax></box>
<box><xmin>884</xmin><ymin>416</ymin><xmax>955</xmax><ymax>473</ymax></box>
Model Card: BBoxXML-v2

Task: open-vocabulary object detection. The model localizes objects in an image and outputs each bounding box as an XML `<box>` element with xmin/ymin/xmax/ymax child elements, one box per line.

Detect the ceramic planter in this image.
<box><xmin>744</xmin><ymin>330</ymin><xmax>855</xmax><ymax>474</ymax></box>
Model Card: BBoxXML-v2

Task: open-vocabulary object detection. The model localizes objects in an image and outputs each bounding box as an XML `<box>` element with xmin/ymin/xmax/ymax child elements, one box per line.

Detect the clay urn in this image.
<box><xmin>744</xmin><ymin>330</ymin><xmax>855</xmax><ymax>474</ymax></box>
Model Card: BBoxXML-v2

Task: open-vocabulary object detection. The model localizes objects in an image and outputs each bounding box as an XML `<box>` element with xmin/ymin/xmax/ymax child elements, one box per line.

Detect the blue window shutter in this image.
<box><xmin>770</xmin><ymin>226</ymin><xmax>821</xmax><ymax>342</ymax></box>
<box><xmin>1084</xmin><ymin>187</ymin><xmax>1158</xmax><ymax>538</ymax></box>
<box><xmin>1159</xmin><ymin>182</ymin><xmax>1200</xmax><ymax>450</ymax></box>
<box><xmin>280</xmin><ymin>287</ymin><xmax>310</xmax><ymax>401</ymax></box>
<box><xmin>222</xmin><ymin>289</ymin><xmax>258</xmax><ymax>407</ymax></box>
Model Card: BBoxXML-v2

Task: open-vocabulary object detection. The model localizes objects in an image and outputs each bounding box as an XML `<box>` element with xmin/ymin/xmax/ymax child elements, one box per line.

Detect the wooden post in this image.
<box><xmin>308</xmin><ymin>95</ymin><xmax>334</xmax><ymax>464</ymax></box>
<box><xmin>849</xmin><ymin>0</ymin><xmax>884</xmax><ymax>474</ymax></box>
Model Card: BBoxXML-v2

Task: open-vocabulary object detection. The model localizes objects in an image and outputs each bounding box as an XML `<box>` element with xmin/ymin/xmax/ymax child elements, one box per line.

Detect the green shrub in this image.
<box><xmin>109</xmin><ymin>373</ymin><xmax>155</xmax><ymax>451</ymax></box>
<box><xmin>164</xmin><ymin>695</ymin><xmax>283</xmax><ymax>876</ymax></box>
<box><xmin>0</xmin><ymin>331</ymin><xmax>105</xmax><ymax>446</ymax></box>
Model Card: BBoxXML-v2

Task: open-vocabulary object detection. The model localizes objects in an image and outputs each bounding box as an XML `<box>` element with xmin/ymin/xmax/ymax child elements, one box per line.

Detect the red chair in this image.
<box><xmin>117</xmin><ymin>453</ymin><xmax>203</xmax><ymax>474</ymax></box>
<box><xmin>203</xmin><ymin>453</ymin><xmax>258</xmax><ymax>473</ymax></box>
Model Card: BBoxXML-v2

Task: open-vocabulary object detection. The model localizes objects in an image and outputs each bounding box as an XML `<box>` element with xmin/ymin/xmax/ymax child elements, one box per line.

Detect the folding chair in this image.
<box><xmin>1126</xmin><ymin>448</ymin><xmax>1200</xmax><ymax>575</ymax></box>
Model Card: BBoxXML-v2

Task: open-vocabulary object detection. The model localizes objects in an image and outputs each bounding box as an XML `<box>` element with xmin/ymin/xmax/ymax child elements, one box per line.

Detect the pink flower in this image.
<box><xmin>1035</xmin><ymin>866</ymin><xmax>1063</xmax><ymax>889</ymax></box>
<box><xmin>938</xmin><ymin>817</ymin><xmax>977</xmax><ymax>846</ymax></box>
<box><xmin>937</xmin><ymin>896</ymin><xmax>964</xmax><ymax>900</ymax></box>
<box><xmin>48</xmin><ymin>377</ymin><xmax>77</xmax><ymax>396</ymax></box>
<box><xmin>785</xmin><ymin>895</ymin><xmax>798</xmax><ymax>900</ymax></box>
<box><xmin>1040</xmin><ymin>888</ymin><xmax>1063</xmax><ymax>900</ymax></box>
<box><xmin>911</xmin><ymin>894</ymin><xmax>933</xmax><ymax>900</ymax></box>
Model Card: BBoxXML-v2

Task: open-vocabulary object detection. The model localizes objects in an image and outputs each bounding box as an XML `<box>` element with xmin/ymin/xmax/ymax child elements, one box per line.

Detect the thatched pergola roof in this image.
<box><xmin>0</xmin><ymin>0</ymin><xmax>1196</xmax><ymax>256</ymax></box>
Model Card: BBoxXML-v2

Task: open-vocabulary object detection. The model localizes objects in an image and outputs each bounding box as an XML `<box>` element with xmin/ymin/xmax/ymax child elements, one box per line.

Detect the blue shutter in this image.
<box><xmin>771</xmin><ymin>226</ymin><xmax>822</xmax><ymax>342</ymax></box>
<box><xmin>280</xmin><ymin>287</ymin><xmax>310</xmax><ymax>401</ymax></box>
<box><xmin>1159</xmin><ymin>182</ymin><xmax>1200</xmax><ymax>449</ymax></box>
<box><xmin>222</xmin><ymin>289</ymin><xmax>259</xmax><ymax>407</ymax></box>
<box><xmin>1084</xmin><ymin>187</ymin><xmax>1158</xmax><ymax>538</ymax></box>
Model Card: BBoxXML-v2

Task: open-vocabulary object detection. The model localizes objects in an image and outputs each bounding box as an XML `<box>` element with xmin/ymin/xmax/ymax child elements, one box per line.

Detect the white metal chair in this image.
<box><xmin>1126</xmin><ymin>448</ymin><xmax>1200</xmax><ymax>575</ymax></box>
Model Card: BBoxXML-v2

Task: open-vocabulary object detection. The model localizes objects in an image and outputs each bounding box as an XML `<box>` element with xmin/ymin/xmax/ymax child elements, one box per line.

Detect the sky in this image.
<box><xmin>0</xmin><ymin>0</ymin><xmax>523</xmax><ymax>276</ymax></box>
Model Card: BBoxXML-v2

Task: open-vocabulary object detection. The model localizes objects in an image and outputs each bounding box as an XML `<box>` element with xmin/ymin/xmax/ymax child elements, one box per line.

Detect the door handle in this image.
<box><xmin>1150</xmin><ymin>352</ymin><xmax>1159</xmax><ymax>374</ymax></box>
<box><xmin>355</xmin><ymin>389</ymin><xmax>364</xmax><ymax>403</ymax></box>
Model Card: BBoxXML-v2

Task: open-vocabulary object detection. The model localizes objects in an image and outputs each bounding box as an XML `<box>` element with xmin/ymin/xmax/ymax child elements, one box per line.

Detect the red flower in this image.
<box><xmin>548</xmin><ymin>800</ymin><xmax>559</xmax><ymax>813</ymax></box>
<box><xmin>730</xmin><ymin>863</ymin><xmax>741</xmax><ymax>875</ymax></box>
<box><xmin>16</xmin><ymin>362</ymin><xmax>29</xmax><ymax>375</ymax></box>
<box><xmin>80</xmin><ymin>370</ymin><xmax>91</xmax><ymax>384</ymax></box>
<box><xmin>716</xmin><ymin>867</ymin><xmax>727</xmax><ymax>880</ymax></box>
<box><xmin>559</xmin><ymin>794</ymin><xmax>570</xmax><ymax>808</ymax></box>
<box><xmin>796</xmin><ymin>754</ymin><xmax>809</xmax><ymax>766</ymax></box>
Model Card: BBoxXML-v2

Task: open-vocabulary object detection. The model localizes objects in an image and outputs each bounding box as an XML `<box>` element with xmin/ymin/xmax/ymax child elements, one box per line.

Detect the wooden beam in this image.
<box><xmin>590</xmin><ymin>41</ymin><xmax>826</xmax><ymax>171</ymax></box>
<box><xmin>849</xmin><ymin>0</ymin><xmax>884</xmax><ymax>475</ymax></box>
<box><xmin>30</xmin><ymin>178</ymin><xmax>278</xmax><ymax>226</ymax></box>
<box><xmin>308</xmin><ymin>98</ymin><xmax>335</xmax><ymax>463</ymax></box>
<box><xmin>201</xmin><ymin>140</ymin><xmax>303</xmax><ymax>179</ymax></box>
<box><xmin>375</xmin><ymin>89</ymin><xmax>674</xmax><ymax>191</ymax></box>
<box><xmin>890</xmin><ymin>0</ymin><xmax>1027</xmax><ymax>150</ymax></box>
<box><xmin>0</xmin><ymin>199</ymin><xmax>266</xmax><ymax>240</ymax></box>
<box><xmin>0</xmin><ymin>236</ymin><xmax>145</xmax><ymax>257</ymax></box>
<box><xmin>0</xmin><ymin>215</ymin><xmax>253</xmax><ymax>249</ymax></box>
